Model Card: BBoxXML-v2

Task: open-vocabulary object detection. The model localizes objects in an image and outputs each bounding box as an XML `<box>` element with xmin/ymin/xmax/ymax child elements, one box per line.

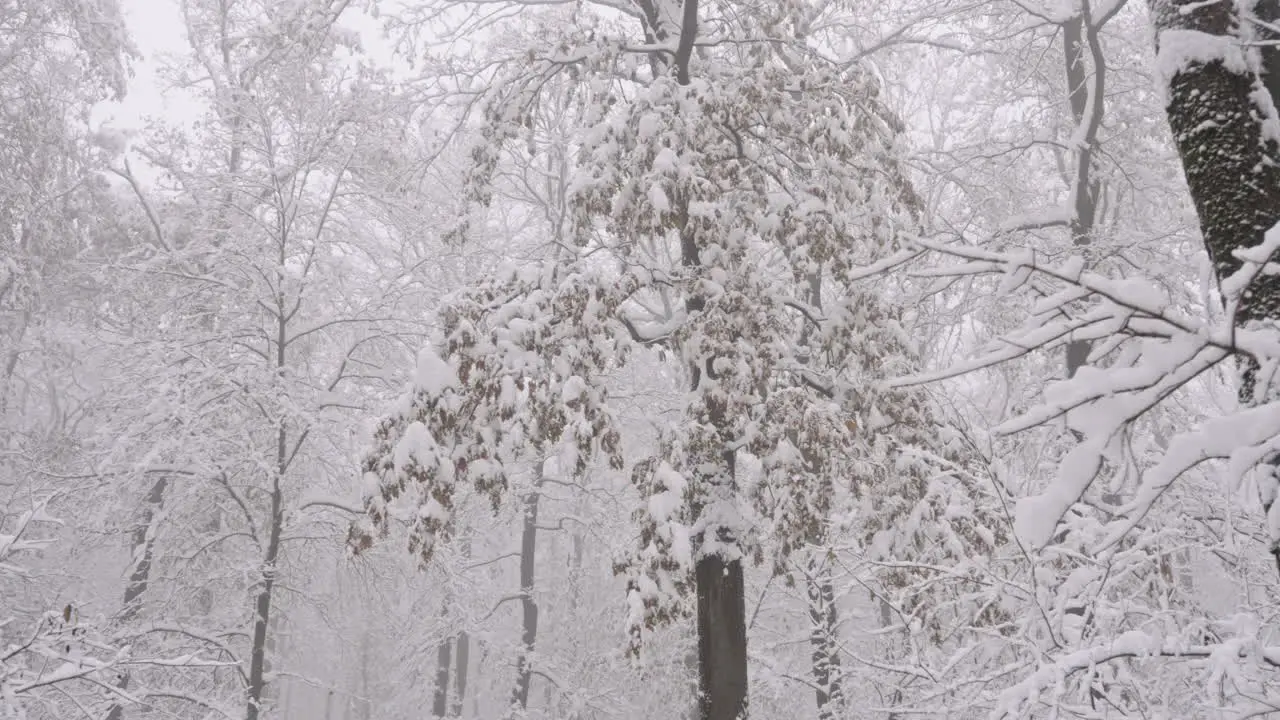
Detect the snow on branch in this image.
<box><xmin>0</xmin><ymin>494</ymin><xmax>62</xmax><ymax>575</ymax></box>
<box><xmin>2</xmin><ymin>605</ymin><xmax>233</xmax><ymax>718</ymax></box>
<box><xmin>900</xmin><ymin>223</ymin><xmax>1280</xmax><ymax>552</ymax></box>
<box><xmin>996</xmin><ymin>630</ymin><xmax>1280</xmax><ymax>719</ymax></box>
<box><xmin>1155</xmin><ymin>28</ymin><xmax>1250</xmax><ymax>89</ymax></box>
<box><xmin>351</xmin><ymin>262</ymin><xmax>632</xmax><ymax>565</ymax></box>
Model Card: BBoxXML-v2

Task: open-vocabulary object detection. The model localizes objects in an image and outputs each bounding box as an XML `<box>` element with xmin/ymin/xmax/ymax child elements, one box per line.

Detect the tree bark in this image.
<box><xmin>433</xmin><ymin>628</ymin><xmax>453</xmax><ymax>718</ymax></box>
<box><xmin>674</xmin><ymin>0</ymin><xmax>747</xmax><ymax>711</ymax></box>
<box><xmin>434</xmin><ymin>565</ymin><xmax>460</xmax><ymax>718</ymax></box>
<box><xmin>631</xmin><ymin>1</ymin><xmax>749</xmax><ymax>716</ymax></box>
<box><xmin>1251</xmin><ymin>0</ymin><xmax>1280</xmax><ymax>109</ymax></box>
<box><xmin>247</xmin><ymin>305</ymin><xmax>288</xmax><ymax>720</ymax></box>
<box><xmin>1152</xmin><ymin>0</ymin><xmax>1280</xmax><ymax>391</ymax></box>
<box><xmin>245</xmin><ymin>424</ymin><xmax>285</xmax><ymax>720</ymax></box>
<box><xmin>796</xmin><ymin>267</ymin><xmax>842</xmax><ymax>719</ymax></box>
<box><xmin>689</xmin><ymin>369</ymin><xmax>747</xmax><ymax>718</ymax></box>
<box><xmin>105</xmin><ymin>475</ymin><xmax>167</xmax><ymax>720</ymax></box>
<box><xmin>682</xmin><ymin>176</ymin><xmax>749</xmax><ymax>720</ymax></box>
<box><xmin>1151</xmin><ymin>0</ymin><xmax>1280</xmax><ymax>563</ymax></box>
<box><xmin>1062</xmin><ymin>11</ymin><xmax>1103</xmax><ymax>379</ymax></box>
<box><xmin>451</xmin><ymin>630</ymin><xmax>469</xmax><ymax>718</ymax></box>
<box><xmin>451</xmin><ymin>535</ymin><xmax>471</xmax><ymax>718</ymax></box>
<box><xmin>695</xmin><ymin>550</ymin><xmax>748</xmax><ymax>720</ymax></box>
<box><xmin>509</xmin><ymin>467</ymin><xmax>542</xmax><ymax>713</ymax></box>
<box><xmin>806</xmin><ymin>557</ymin><xmax>842</xmax><ymax>720</ymax></box>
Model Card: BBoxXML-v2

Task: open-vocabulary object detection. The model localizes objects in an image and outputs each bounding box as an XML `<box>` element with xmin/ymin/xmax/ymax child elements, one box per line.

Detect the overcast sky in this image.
<box><xmin>93</xmin><ymin>0</ymin><xmax>390</xmax><ymax>136</ymax></box>
<box><xmin>91</xmin><ymin>0</ymin><xmax>189</xmax><ymax>132</ymax></box>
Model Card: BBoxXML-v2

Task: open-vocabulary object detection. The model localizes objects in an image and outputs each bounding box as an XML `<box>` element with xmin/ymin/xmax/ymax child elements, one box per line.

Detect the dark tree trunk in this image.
<box><xmin>806</xmin><ymin>558</ymin><xmax>842</xmax><ymax>720</ymax></box>
<box><xmin>451</xmin><ymin>536</ymin><xmax>471</xmax><ymax>718</ymax></box>
<box><xmin>105</xmin><ymin>475</ymin><xmax>167</xmax><ymax>720</ymax></box>
<box><xmin>1062</xmin><ymin>11</ymin><xmax>1104</xmax><ymax>379</ymax></box>
<box><xmin>676</xmin><ymin>0</ymin><xmax>747</xmax><ymax>709</ymax></box>
<box><xmin>682</xmin><ymin>184</ymin><xmax>749</xmax><ymax>720</ymax></box>
<box><xmin>509</xmin><ymin>471</ymin><xmax>541</xmax><ymax>713</ymax></box>
<box><xmin>1152</xmin><ymin>0</ymin><xmax>1280</xmax><ymax>394</ymax></box>
<box><xmin>632</xmin><ymin>1</ymin><xmax>749</xmax><ymax>716</ymax></box>
<box><xmin>123</xmin><ymin>477</ymin><xmax>166</xmax><ymax>609</ymax></box>
<box><xmin>433</xmin><ymin>611</ymin><xmax>453</xmax><ymax>718</ymax></box>
<box><xmin>451</xmin><ymin>630</ymin><xmax>469</xmax><ymax>718</ymax></box>
<box><xmin>245</xmin><ymin>422</ymin><xmax>286</xmax><ymax>720</ymax></box>
<box><xmin>797</xmin><ymin>269</ymin><xmax>841</xmax><ymax>719</ymax></box>
<box><xmin>695</xmin><ymin>550</ymin><xmax>747</xmax><ymax>720</ymax></box>
<box><xmin>1252</xmin><ymin>0</ymin><xmax>1280</xmax><ymax>108</ymax></box>
<box><xmin>244</xmin><ymin>483</ymin><xmax>282</xmax><ymax>720</ymax></box>
<box><xmin>1151</xmin><ymin>0</ymin><xmax>1280</xmax><ymax>563</ymax></box>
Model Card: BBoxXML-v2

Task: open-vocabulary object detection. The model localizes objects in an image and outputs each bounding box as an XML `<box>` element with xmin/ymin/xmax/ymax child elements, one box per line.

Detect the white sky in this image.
<box><xmin>91</xmin><ymin>0</ymin><xmax>191</xmax><ymax>132</ymax></box>
<box><xmin>92</xmin><ymin>0</ymin><xmax>393</xmax><ymax>135</ymax></box>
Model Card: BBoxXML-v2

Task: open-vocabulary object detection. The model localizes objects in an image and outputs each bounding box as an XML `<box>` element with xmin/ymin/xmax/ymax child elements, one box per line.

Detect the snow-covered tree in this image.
<box><xmin>88</xmin><ymin>1</ymin><xmax>440</xmax><ymax>717</ymax></box>
<box><xmin>357</xmin><ymin>2</ymin><xmax>1010</xmax><ymax>719</ymax></box>
<box><xmin>13</xmin><ymin>0</ymin><xmax>1280</xmax><ymax>718</ymax></box>
<box><xmin>891</xmin><ymin>0</ymin><xmax>1280</xmax><ymax>715</ymax></box>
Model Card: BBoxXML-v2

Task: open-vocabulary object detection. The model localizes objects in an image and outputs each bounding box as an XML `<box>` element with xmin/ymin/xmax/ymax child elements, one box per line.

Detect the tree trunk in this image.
<box><xmin>122</xmin><ymin>478</ymin><xmax>167</xmax><ymax>609</ymax></box>
<box><xmin>509</xmin><ymin>467</ymin><xmax>542</xmax><ymax>713</ymax></box>
<box><xmin>634</xmin><ymin>0</ymin><xmax>749</xmax><ymax>715</ymax></box>
<box><xmin>104</xmin><ymin>475</ymin><xmax>167</xmax><ymax>720</ymax></box>
<box><xmin>433</xmin><ymin>582</ymin><xmax>454</xmax><ymax>717</ymax></box>
<box><xmin>683</xmin><ymin>192</ymin><xmax>749</xmax><ymax>719</ymax></box>
<box><xmin>433</xmin><ymin>628</ymin><xmax>453</xmax><ymax>718</ymax></box>
<box><xmin>695</xmin><ymin>550</ymin><xmax>748</xmax><ymax>720</ymax></box>
<box><xmin>568</xmin><ymin>512</ymin><xmax>584</xmax><ymax>614</ymax></box>
<box><xmin>1152</xmin><ymin>0</ymin><xmax>1280</xmax><ymax>387</ymax></box>
<box><xmin>451</xmin><ymin>535</ymin><xmax>471</xmax><ymax>718</ymax></box>
<box><xmin>267</xmin><ymin>608</ymin><xmax>285</xmax><ymax>712</ymax></box>
<box><xmin>1150</xmin><ymin>0</ymin><xmax>1280</xmax><ymax>563</ymax></box>
<box><xmin>1252</xmin><ymin>0</ymin><xmax>1280</xmax><ymax>108</ymax></box>
<box><xmin>796</xmin><ymin>268</ymin><xmax>841</xmax><ymax>719</ymax></box>
<box><xmin>470</xmin><ymin>640</ymin><xmax>486</xmax><ymax>718</ymax></box>
<box><xmin>245</xmin><ymin>421</ymin><xmax>286</xmax><ymax>720</ymax></box>
<box><xmin>451</xmin><ymin>630</ymin><xmax>469</xmax><ymax>718</ymax></box>
<box><xmin>1061</xmin><ymin>11</ymin><xmax>1103</xmax><ymax>380</ymax></box>
<box><xmin>1062</xmin><ymin>6</ymin><xmax>1115</xmax><ymax>627</ymax></box>
<box><xmin>806</xmin><ymin>556</ymin><xmax>842</xmax><ymax>720</ymax></box>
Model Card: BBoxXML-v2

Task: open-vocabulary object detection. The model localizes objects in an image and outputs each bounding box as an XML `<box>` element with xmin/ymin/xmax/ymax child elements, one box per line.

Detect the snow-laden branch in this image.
<box><xmin>996</xmin><ymin>631</ymin><xmax>1280</xmax><ymax>719</ymax></box>
<box><xmin>899</xmin><ymin>222</ymin><xmax>1280</xmax><ymax>551</ymax></box>
<box><xmin>0</xmin><ymin>494</ymin><xmax>62</xmax><ymax>572</ymax></box>
<box><xmin>2</xmin><ymin>610</ymin><xmax>236</xmax><ymax>720</ymax></box>
<box><xmin>294</xmin><ymin>493</ymin><xmax>364</xmax><ymax>515</ymax></box>
<box><xmin>117</xmin><ymin>624</ymin><xmax>248</xmax><ymax>683</ymax></box>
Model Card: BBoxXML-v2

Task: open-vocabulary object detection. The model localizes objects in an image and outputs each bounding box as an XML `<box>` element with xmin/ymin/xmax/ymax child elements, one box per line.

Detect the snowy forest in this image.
<box><xmin>10</xmin><ymin>0</ymin><xmax>1280</xmax><ymax>718</ymax></box>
